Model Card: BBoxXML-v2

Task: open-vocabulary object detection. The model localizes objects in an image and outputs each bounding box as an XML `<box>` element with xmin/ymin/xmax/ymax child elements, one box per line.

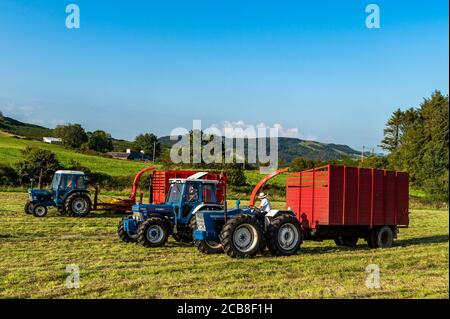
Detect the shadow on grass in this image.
<box><xmin>256</xmin><ymin>234</ymin><xmax>449</xmax><ymax>258</ymax></box>
<box><xmin>395</xmin><ymin>234</ymin><xmax>449</xmax><ymax>247</ymax></box>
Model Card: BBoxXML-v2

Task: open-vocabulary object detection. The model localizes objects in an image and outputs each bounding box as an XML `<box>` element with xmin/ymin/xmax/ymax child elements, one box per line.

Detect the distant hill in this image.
<box><xmin>158</xmin><ymin>136</ymin><xmax>361</xmax><ymax>162</ymax></box>
<box><xmin>0</xmin><ymin>115</ymin><xmax>362</xmax><ymax>162</ymax></box>
<box><xmin>0</xmin><ymin>116</ymin><xmax>53</xmax><ymax>140</ymax></box>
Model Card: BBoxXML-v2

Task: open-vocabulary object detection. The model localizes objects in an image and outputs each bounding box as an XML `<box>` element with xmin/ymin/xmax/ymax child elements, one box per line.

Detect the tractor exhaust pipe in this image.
<box><xmin>221</xmin><ymin>173</ymin><xmax>227</xmax><ymax>224</ymax></box>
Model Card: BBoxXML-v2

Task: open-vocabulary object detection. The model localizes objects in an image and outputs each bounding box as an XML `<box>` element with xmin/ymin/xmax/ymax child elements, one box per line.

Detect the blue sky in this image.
<box><xmin>0</xmin><ymin>0</ymin><xmax>448</xmax><ymax>150</ymax></box>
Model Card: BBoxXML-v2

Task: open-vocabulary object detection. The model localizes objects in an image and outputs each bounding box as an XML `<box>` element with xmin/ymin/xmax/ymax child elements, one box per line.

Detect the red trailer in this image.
<box><xmin>286</xmin><ymin>165</ymin><xmax>409</xmax><ymax>248</ymax></box>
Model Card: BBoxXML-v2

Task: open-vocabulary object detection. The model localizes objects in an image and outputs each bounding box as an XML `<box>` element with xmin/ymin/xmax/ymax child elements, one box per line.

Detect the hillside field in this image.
<box><xmin>0</xmin><ymin>135</ymin><xmax>286</xmax><ymax>189</ymax></box>
<box><xmin>0</xmin><ymin>192</ymin><xmax>448</xmax><ymax>298</ymax></box>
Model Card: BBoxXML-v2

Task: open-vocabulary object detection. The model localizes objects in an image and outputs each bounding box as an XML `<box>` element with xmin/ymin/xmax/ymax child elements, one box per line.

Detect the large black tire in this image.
<box><xmin>195</xmin><ymin>239</ymin><xmax>224</xmax><ymax>254</ymax></box>
<box><xmin>374</xmin><ymin>226</ymin><xmax>394</xmax><ymax>248</ymax></box>
<box><xmin>335</xmin><ymin>236</ymin><xmax>358</xmax><ymax>247</ymax></box>
<box><xmin>32</xmin><ymin>204</ymin><xmax>48</xmax><ymax>217</ymax></box>
<box><xmin>24</xmin><ymin>201</ymin><xmax>33</xmax><ymax>215</ymax></box>
<box><xmin>118</xmin><ymin>219</ymin><xmax>137</xmax><ymax>243</ymax></box>
<box><xmin>137</xmin><ymin>217</ymin><xmax>169</xmax><ymax>248</ymax></box>
<box><xmin>64</xmin><ymin>193</ymin><xmax>92</xmax><ymax>217</ymax></box>
<box><xmin>220</xmin><ymin>214</ymin><xmax>263</xmax><ymax>258</ymax></box>
<box><xmin>192</xmin><ymin>215</ymin><xmax>224</xmax><ymax>254</ymax></box>
<box><xmin>366</xmin><ymin>230</ymin><xmax>377</xmax><ymax>248</ymax></box>
<box><xmin>267</xmin><ymin>214</ymin><xmax>303</xmax><ymax>256</ymax></box>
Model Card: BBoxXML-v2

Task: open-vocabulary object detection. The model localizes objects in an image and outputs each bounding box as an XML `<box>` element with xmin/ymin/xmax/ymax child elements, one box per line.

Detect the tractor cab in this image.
<box><xmin>49</xmin><ymin>171</ymin><xmax>87</xmax><ymax>203</ymax></box>
<box><xmin>165</xmin><ymin>178</ymin><xmax>220</xmax><ymax>224</ymax></box>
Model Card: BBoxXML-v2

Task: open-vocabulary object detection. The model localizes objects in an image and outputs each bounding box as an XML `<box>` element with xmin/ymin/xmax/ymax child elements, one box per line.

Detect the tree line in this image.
<box><xmin>52</xmin><ymin>123</ymin><xmax>162</xmax><ymax>158</ymax></box>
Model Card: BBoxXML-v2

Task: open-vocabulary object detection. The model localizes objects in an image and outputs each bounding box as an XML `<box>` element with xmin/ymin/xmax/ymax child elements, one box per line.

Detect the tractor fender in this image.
<box><xmin>265</xmin><ymin>209</ymin><xmax>296</xmax><ymax>218</ymax></box>
<box><xmin>65</xmin><ymin>189</ymin><xmax>90</xmax><ymax>199</ymax></box>
<box><xmin>144</xmin><ymin>213</ymin><xmax>173</xmax><ymax>233</ymax></box>
<box><xmin>264</xmin><ymin>210</ymin><xmax>297</xmax><ymax>227</ymax></box>
<box><xmin>191</xmin><ymin>203</ymin><xmax>223</xmax><ymax>215</ymax></box>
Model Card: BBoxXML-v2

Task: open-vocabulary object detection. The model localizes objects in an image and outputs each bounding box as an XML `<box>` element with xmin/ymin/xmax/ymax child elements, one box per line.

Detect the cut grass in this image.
<box><xmin>0</xmin><ymin>192</ymin><xmax>448</xmax><ymax>299</ymax></box>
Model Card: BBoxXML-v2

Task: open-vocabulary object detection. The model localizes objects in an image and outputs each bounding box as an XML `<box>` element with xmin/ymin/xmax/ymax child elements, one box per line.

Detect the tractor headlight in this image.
<box><xmin>196</xmin><ymin>213</ymin><xmax>206</xmax><ymax>231</ymax></box>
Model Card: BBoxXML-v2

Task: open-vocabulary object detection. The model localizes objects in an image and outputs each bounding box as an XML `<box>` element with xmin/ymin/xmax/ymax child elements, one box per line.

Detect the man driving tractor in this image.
<box><xmin>258</xmin><ymin>192</ymin><xmax>272</xmax><ymax>213</ymax></box>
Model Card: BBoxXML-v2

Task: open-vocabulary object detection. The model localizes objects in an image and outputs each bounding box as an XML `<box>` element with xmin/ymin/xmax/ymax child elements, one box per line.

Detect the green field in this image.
<box><xmin>0</xmin><ymin>135</ymin><xmax>284</xmax><ymax>190</ymax></box>
<box><xmin>0</xmin><ymin>192</ymin><xmax>448</xmax><ymax>299</ymax></box>
<box><xmin>0</xmin><ymin>135</ymin><xmax>156</xmax><ymax>177</ymax></box>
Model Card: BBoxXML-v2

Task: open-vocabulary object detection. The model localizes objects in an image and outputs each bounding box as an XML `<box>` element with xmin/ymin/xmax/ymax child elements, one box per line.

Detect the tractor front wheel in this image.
<box><xmin>220</xmin><ymin>215</ymin><xmax>263</xmax><ymax>258</ymax></box>
<box><xmin>137</xmin><ymin>217</ymin><xmax>169</xmax><ymax>248</ymax></box>
<box><xmin>32</xmin><ymin>204</ymin><xmax>48</xmax><ymax>217</ymax></box>
<box><xmin>65</xmin><ymin>193</ymin><xmax>92</xmax><ymax>217</ymax></box>
<box><xmin>194</xmin><ymin>239</ymin><xmax>223</xmax><ymax>254</ymax></box>
<box><xmin>267</xmin><ymin>214</ymin><xmax>302</xmax><ymax>256</ymax></box>
<box><xmin>118</xmin><ymin>219</ymin><xmax>137</xmax><ymax>243</ymax></box>
<box><xmin>24</xmin><ymin>201</ymin><xmax>33</xmax><ymax>214</ymax></box>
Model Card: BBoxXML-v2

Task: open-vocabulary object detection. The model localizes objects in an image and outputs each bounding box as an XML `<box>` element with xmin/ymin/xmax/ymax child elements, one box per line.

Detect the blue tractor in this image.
<box><xmin>193</xmin><ymin>205</ymin><xmax>303</xmax><ymax>258</ymax></box>
<box><xmin>118</xmin><ymin>172</ymin><xmax>224</xmax><ymax>253</ymax></box>
<box><xmin>24</xmin><ymin>170</ymin><xmax>92</xmax><ymax>217</ymax></box>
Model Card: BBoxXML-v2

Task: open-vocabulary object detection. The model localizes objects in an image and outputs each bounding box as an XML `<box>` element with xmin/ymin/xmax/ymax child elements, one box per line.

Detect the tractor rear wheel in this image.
<box><xmin>137</xmin><ymin>217</ymin><xmax>169</xmax><ymax>248</ymax></box>
<box><xmin>220</xmin><ymin>215</ymin><xmax>263</xmax><ymax>258</ymax></box>
<box><xmin>118</xmin><ymin>219</ymin><xmax>137</xmax><ymax>243</ymax></box>
<box><xmin>32</xmin><ymin>204</ymin><xmax>48</xmax><ymax>217</ymax></box>
<box><xmin>24</xmin><ymin>201</ymin><xmax>33</xmax><ymax>214</ymax></box>
<box><xmin>267</xmin><ymin>214</ymin><xmax>302</xmax><ymax>256</ymax></box>
<box><xmin>65</xmin><ymin>193</ymin><xmax>92</xmax><ymax>217</ymax></box>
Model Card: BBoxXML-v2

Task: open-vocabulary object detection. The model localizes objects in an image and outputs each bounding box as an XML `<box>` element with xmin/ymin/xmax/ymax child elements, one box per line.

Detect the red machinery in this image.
<box><xmin>286</xmin><ymin>165</ymin><xmax>409</xmax><ymax>229</ymax></box>
<box><xmin>250</xmin><ymin>165</ymin><xmax>409</xmax><ymax>248</ymax></box>
<box><xmin>248</xmin><ymin>168</ymin><xmax>289</xmax><ymax>206</ymax></box>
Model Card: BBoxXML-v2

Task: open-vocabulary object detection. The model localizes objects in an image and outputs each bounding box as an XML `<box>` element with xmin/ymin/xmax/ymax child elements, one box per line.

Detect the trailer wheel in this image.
<box><xmin>32</xmin><ymin>204</ymin><xmax>48</xmax><ymax>217</ymax></box>
<box><xmin>24</xmin><ymin>201</ymin><xmax>33</xmax><ymax>214</ymax></box>
<box><xmin>137</xmin><ymin>217</ymin><xmax>169</xmax><ymax>248</ymax></box>
<box><xmin>65</xmin><ymin>193</ymin><xmax>92</xmax><ymax>217</ymax></box>
<box><xmin>374</xmin><ymin>226</ymin><xmax>394</xmax><ymax>248</ymax></box>
<box><xmin>220</xmin><ymin>215</ymin><xmax>263</xmax><ymax>258</ymax></box>
<box><xmin>335</xmin><ymin>236</ymin><xmax>358</xmax><ymax>247</ymax></box>
<box><xmin>267</xmin><ymin>214</ymin><xmax>302</xmax><ymax>256</ymax></box>
<box><xmin>118</xmin><ymin>219</ymin><xmax>137</xmax><ymax>243</ymax></box>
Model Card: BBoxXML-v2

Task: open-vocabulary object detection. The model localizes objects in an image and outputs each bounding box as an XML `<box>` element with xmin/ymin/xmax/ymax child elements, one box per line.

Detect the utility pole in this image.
<box><xmin>361</xmin><ymin>146</ymin><xmax>365</xmax><ymax>162</ymax></box>
<box><xmin>152</xmin><ymin>141</ymin><xmax>157</xmax><ymax>162</ymax></box>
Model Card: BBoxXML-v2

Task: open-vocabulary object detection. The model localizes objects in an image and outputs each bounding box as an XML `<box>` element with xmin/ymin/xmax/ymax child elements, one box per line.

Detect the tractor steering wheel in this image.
<box><xmin>248</xmin><ymin>206</ymin><xmax>263</xmax><ymax>214</ymax></box>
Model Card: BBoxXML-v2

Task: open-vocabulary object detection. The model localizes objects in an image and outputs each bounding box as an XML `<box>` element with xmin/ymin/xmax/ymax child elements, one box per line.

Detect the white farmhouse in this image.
<box><xmin>43</xmin><ymin>137</ymin><xmax>62</xmax><ymax>144</ymax></box>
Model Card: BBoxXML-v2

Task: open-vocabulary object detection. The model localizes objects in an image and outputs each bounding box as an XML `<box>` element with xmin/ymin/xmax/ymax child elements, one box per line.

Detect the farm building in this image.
<box><xmin>107</xmin><ymin>149</ymin><xmax>150</xmax><ymax>161</ymax></box>
<box><xmin>42</xmin><ymin>137</ymin><xmax>62</xmax><ymax>144</ymax></box>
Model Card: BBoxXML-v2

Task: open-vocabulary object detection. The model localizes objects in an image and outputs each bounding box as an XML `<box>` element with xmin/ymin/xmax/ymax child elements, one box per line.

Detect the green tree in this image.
<box><xmin>383</xmin><ymin>90</ymin><xmax>449</xmax><ymax>203</ymax></box>
<box><xmin>0</xmin><ymin>164</ymin><xmax>18</xmax><ymax>186</ymax></box>
<box><xmin>15</xmin><ymin>147</ymin><xmax>61</xmax><ymax>186</ymax></box>
<box><xmin>290</xmin><ymin>157</ymin><xmax>316</xmax><ymax>172</ymax></box>
<box><xmin>380</xmin><ymin>108</ymin><xmax>404</xmax><ymax>152</ymax></box>
<box><xmin>134</xmin><ymin>133</ymin><xmax>160</xmax><ymax>160</ymax></box>
<box><xmin>224</xmin><ymin>163</ymin><xmax>247</xmax><ymax>186</ymax></box>
<box><xmin>87</xmin><ymin>130</ymin><xmax>113</xmax><ymax>153</ymax></box>
<box><xmin>54</xmin><ymin>124</ymin><xmax>88</xmax><ymax>149</ymax></box>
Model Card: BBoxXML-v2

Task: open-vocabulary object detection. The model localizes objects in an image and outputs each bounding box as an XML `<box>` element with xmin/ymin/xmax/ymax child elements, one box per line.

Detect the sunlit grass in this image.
<box><xmin>0</xmin><ymin>192</ymin><xmax>447</xmax><ymax>299</ymax></box>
